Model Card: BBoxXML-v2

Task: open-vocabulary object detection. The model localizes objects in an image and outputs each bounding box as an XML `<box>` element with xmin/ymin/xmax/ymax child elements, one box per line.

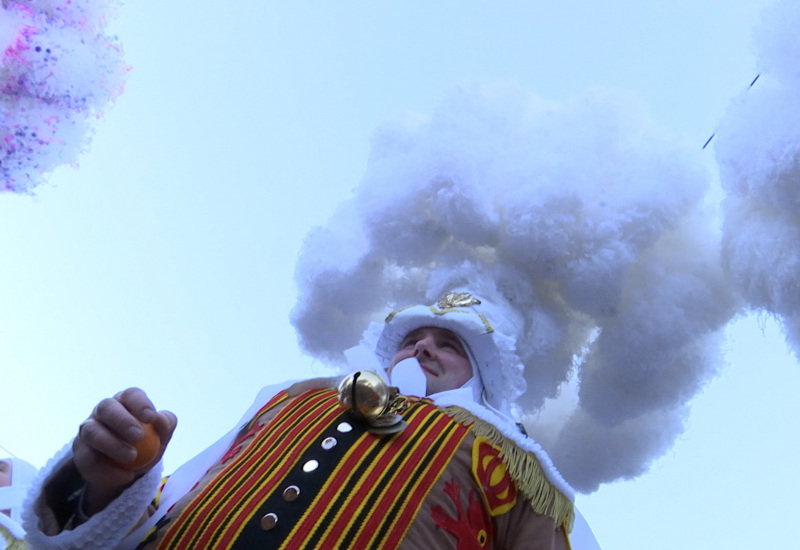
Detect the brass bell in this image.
<box><xmin>337</xmin><ymin>371</ymin><xmax>391</xmax><ymax>421</ymax></box>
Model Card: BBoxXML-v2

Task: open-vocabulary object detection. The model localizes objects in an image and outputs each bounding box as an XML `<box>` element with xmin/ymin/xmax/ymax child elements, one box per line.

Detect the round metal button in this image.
<box><xmin>337</xmin><ymin>421</ymin><xmax>353</xmax><ymax>433</ymax></box>
<box><xmin>283</xmin><ymin>485</ymin><xmax>300</xmax><ymax>502</ymax></box>
<box><xmin>321</xmin><ymin>436</ymin><xmax>337</xmax><ymax>450</ymax></box>
<box><xmin>302</xmin><ymin>459</ymin><xmax>319</xmax><ymax>472</ymax></box>
<box><xmin>260</xmin><ymin>512</ymin><xmax>278</xmax><ymax>531</ymax></box>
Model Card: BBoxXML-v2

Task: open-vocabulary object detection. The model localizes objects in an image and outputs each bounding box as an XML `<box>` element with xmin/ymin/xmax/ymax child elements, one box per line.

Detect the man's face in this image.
<box><xmin>0</xmin><ymin>460</ymin><xmax>11</xmax><ymax>517</ymax></box>
<box><xmin>0</xmin><ymin>460</ymin><xmax>10</xmax><ymax>488</ymax></box>
<box><xmin>389</xmin><ymin>326</ymin><xmax>473</xmax><ymax>395</ymax></box>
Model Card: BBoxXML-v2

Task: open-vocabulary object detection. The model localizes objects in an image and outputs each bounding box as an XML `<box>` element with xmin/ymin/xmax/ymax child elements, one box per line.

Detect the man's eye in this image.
<box><xmin>401</xmin><ymin>340</ymin><xmax>417</xmax><ymax>348</ymax></box>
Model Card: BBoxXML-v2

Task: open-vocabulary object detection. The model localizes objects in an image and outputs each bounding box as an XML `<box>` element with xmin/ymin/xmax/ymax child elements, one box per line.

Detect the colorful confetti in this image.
<box><xmin>1</xmin><ymin>0</ymin><xmax>127</xmax><ymax>193</ymax></box>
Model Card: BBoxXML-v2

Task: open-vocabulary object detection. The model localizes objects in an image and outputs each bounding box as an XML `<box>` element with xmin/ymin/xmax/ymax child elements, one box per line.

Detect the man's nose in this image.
<box><xmin>413</xmin><ymin>337</ymin><xmax>435</xmax><ymax>357</ymax></box>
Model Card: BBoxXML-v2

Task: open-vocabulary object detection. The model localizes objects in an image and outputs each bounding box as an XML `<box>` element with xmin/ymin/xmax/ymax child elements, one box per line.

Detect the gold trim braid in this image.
<box><xmin>0</xmin><ymin>523</ymin><xmax>28</xmax><ymax>550</ymax></box>
<box><xmin>442</xmin><ymin>406</ymin><xmax>575</xmax><ymax>533</ymax></box>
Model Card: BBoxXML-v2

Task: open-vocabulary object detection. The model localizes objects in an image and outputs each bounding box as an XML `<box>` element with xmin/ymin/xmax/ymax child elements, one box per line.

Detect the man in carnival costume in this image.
<box><xmin>1</xmin><ymin>457</ymin><xmax>38</xmax><ymax>549</ymax></box>
<box><xmin>23</xmin><ymin>290</ymin><xmax>600</xmax><ymax>549</ymax></box>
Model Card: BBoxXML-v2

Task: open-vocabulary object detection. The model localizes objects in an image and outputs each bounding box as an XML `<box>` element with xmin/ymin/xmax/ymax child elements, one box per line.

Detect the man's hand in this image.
<box><xmin>72</xmin><ymin>387</ymin><xmax>177</xmax><ymax>514</ymax></box>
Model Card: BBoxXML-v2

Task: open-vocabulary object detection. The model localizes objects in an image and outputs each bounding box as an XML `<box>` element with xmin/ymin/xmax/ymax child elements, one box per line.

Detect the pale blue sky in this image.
<box><xmin>2</xmin><ymin>2</ymin><xmax>797</xmax><ymax>548</ymax></box>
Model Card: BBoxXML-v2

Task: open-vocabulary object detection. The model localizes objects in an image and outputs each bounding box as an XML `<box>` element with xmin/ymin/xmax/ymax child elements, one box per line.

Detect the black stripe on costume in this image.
<box><xmin>231</xmin><ymin>408</ymin><xmax>366</xmax><ymax>549</ymax></box>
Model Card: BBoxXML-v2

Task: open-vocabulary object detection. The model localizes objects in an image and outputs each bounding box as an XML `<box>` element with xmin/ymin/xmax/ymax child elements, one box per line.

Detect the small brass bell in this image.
<box><xmin>337</xmin><ymin>370</ymin><xmax>392</xmax><ymax>421</ymax></box>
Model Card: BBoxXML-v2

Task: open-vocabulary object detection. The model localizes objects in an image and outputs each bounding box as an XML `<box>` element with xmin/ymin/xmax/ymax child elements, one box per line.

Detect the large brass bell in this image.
<box><xmin>337</xmin><ymin>370</ymin><xmax>392</xmax><ymax>421</ymax></box>
<box><xmin>337</xmin><ymin>371</ymin><xmax>406</xmax><ymax>435</ymax></box>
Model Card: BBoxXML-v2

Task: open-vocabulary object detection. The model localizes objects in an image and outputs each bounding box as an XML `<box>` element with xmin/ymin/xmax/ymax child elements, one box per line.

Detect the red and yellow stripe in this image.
<box><xmin>159</xmin><ymin>389</ymin><xmax>470</xmax><ymax>550</ymax></box>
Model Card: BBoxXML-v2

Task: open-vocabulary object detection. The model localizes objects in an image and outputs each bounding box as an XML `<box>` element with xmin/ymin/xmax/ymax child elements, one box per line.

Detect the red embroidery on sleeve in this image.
<box><xmin>431</xmin><ymin>478</ymin><xmax>493</xmax><ymax>549</ymax></box>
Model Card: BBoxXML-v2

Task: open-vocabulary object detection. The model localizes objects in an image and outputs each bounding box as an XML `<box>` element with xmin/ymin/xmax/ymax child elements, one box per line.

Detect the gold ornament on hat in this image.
<box><xmin>337</xmin><ymin>371</ymin><xmax>407</xmax><ymax>435</ymax></box>
<box><xmin>437</xmin><ymin>292</ymin><xmax>481</xmax><ymax>309</ymax></box>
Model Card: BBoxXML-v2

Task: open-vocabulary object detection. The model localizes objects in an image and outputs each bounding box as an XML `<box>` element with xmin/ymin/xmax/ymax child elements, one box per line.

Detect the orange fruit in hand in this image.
<box><xmin>115</xmin><ymin>422</ymin><xmax>160</xmax><ymax>470</ymax></box>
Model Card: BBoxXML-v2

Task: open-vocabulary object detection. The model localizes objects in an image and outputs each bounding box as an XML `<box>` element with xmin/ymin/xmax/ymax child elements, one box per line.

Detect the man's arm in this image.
<box><xmin>25</xmin><ymin>388</ymin><xmax>176</xmax><ymax>549</ymax></box>
<box><xmin>65</xmin><ymin>387</ymin><xmax>176</xmax><ymax>517</ymax></box>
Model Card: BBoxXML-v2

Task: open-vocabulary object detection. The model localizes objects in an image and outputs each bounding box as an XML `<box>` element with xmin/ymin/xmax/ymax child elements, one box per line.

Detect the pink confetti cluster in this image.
<box><xmin>1</xmin><ymin>0</ymin><xmax>127</xmax><ymax>193</ymax></box>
